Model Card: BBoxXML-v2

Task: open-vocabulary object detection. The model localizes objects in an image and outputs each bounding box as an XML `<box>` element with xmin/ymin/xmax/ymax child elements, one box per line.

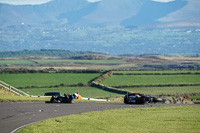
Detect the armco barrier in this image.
<box><xmin>0</xmin><ymin>80</ymin><xmax>30</xmax><ymax>96</ymax></box>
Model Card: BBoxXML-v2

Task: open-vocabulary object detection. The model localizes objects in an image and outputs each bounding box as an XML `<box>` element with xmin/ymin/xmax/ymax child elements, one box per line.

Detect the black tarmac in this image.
<box><xmin>0</xmin><ymin>102</ymin><xmax>194</xmax><ymax>133</ymax></box>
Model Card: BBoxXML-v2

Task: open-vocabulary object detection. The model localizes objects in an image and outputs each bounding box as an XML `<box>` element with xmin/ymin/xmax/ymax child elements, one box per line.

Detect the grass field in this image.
<box><xmin>34</xmin><ymin>59</ymin><xmax>123</xmax><ymax>64</ymax></box>
<box><xmin>0</xmin><ymin>59</ymin><xmax>123</xmax><ymax>66</ymax></box>
<box><xmin>21</xmin><ymin>87</ymin><xmax>120</xmax><ymax>98</ymax></box>
<box><xmin>1</xmin><ymin>70</ymin><xmax>199</xmax><ymax>99</ymax></box>
<box><xmin>113</xmin><ymin>70</ymin><xmax>200</xmax><ymax>74</ymax></box>
<box><xmin>100</xmin><ymin>74</ymin><xmax>200</xmax><ymax>86</ymax></box>
<box><xmin>16</xmin><ymin>106</ymin><xmax>200</xmax><ymax>133</ymax></box>
<box><xmin>123</xmin><ymin>86</ymin><xmax>200</xmax><ymax>96</ymax></box>
<box><xmin>0</xmin><ymin>73</ymin><xmax>101</xmax><ymax>87</ymax></box>
<box><xmin>0</xmin><ymin>59</ymin><xmax>125</xmax><ymax>70</ymax></box>
<box><xmin>0</xmin><ymin>60</ymin><xmax>34</xmax><ymax>65</ymax></box>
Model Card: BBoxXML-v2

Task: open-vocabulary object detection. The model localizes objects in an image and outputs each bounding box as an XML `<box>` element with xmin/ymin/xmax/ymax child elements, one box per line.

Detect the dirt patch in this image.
<box><xmin>163</xmin><ymin>96</ymin><xmax>194</xmax><ymax>104</ymax></box>
<box><xmin>0</xmin><ymin>87</ymin><xmax>15</xmax><ymax>95</ymax></box>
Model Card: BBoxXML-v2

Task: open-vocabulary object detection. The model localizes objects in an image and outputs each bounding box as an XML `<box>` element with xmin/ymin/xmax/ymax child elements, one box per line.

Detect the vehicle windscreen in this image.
<box><xmin>44</xmin><ymin>93</ymin><xmax>61</xmax><ymax>96</ymax></box>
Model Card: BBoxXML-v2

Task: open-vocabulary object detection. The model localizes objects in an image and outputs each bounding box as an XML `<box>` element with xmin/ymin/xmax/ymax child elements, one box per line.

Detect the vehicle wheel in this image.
<box><xmin>124</xmin><ymin>98</ymin><xmax>128</xmax><ymax>104</ymax></box>
<box><xmin>124</xmin><ymin>100</ymin><xmax>128</xmax><ymax>104</ymax></box>
<box><xmin>53</xmin><ymin>99</ymin><xmax>58</xmax><ymax>103</ymax></box>
<box><xmin>156</xmin><ymin>98</ymin><xmax>163</xmax><ymax>102</ymax></box>
<box><xmin>70</xmin><ymin>99</ymin><xmax>74</xmax><ymax>104</ymax></box>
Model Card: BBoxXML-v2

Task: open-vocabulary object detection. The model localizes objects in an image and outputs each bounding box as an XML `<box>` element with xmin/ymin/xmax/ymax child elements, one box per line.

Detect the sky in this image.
<box><xmin>0</xmin><ymin>0</ymin><xmax>176</xmax><ymax>5</ymax></box>
<box><xmin>88</xmin><ymin>0</ymin><xmax>176</xmax><ymax>3</ymax></box>
<box><xmin>151</xmin><ymin>0</ymin><xmax>175</xmax><ymax>2</ymax></box>
<box><xmin>87</xmin><ymin>0</ymin><xmax>102</xmax><ymax>2</ymax></box>
<box><xmin>0</xmin><ymin>0</ymin><xmax>52</xmax><ymax>5</ymax></box>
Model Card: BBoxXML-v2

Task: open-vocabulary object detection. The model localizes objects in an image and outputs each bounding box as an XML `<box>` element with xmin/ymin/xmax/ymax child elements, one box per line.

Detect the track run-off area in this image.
<box><xmin>1</xmin><ymin>102</ymin><xmax>199</xmax><ymax>133</ymax></box>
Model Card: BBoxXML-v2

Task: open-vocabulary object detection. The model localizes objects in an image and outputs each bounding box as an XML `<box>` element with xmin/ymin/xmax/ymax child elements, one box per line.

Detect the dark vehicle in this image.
<box><xmin>124</xmin><ymin>93</ymin><xmax>162</xmax><ymax>104</ymax></box>
<box><xmin>45</xmin><ymin>93</ymin><xmax>74</xmax><ymax>104</ymax></box>
<box><xmin>44</xmin><ymin>92</ymin><xmax>62</xmax><ymax>97</ymax></box>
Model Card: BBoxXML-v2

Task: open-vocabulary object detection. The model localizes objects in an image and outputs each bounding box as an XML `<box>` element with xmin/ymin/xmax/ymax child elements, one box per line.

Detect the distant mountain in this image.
<box><xmin>121</xmin><ymin>0</ymin><xmax>187</xmax><ymax>26</ymax></box>
<box><xmin>0</xmin><ymin>0</ymin><xmax>199</xmax><ymax>27</ymax></box>
<box><xmin>0</xmin><ymin>0</ymin><xmax>199</xmax><ymax>56</ymax></box>
<box><xmin>0</xmin><ymin>0</ymin><xmax>90</xmax><ymax>25</ymax></box>
<box><xmin>158</xmin><ymin>0</ymin><xmax>200</xmax><ymax>27</ymax></box>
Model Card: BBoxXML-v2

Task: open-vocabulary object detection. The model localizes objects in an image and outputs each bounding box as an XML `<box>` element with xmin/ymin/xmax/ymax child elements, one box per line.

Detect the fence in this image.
<box><xmin>0</xmin><ymin>80</ymin><xmax>30</xmax><ymax>96</ymax></box>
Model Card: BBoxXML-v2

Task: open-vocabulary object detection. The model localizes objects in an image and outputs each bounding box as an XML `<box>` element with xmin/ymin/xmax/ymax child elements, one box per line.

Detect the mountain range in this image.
<box><xmin>0</xmin><ymin>0</ymin><xmax>200</xmax><ymax>27</ymax></box>
<box><xmin>0</xmin><ymin>0</ymin><xmax>199</xmax><ymax>55</ymax></box>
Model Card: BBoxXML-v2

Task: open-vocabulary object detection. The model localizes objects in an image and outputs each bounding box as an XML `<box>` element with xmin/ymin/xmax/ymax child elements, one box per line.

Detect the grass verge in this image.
<box><xmin>0</xmin><ymin>94</ymin><xmax>50</xmax><ymax>102</ymax></box>
<box><xmin>0</xmin><ymin>87</ymin><xmax>50</xmax><ymax>102</ymax></box>
<box><xmin>16</xmin><ymin>106</ymin><xmax>200</xmax><ymax>133</ymax></box>
<box><xmin>0</xmin><ymin>87</ymin><xmax>118</xmax><ymax>102</ymax></box>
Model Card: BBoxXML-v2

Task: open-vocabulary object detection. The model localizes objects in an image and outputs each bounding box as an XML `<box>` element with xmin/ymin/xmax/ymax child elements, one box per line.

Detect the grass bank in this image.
<box><xmin>0</xmin><ymin>94</ymin><xmax>50</xmax><ymax>102</ymax></box>
<box><xmin>0</xmin><ymin>87</ymin><xmax>50</xmax><ymax>102</ymax></box>
<box><xmin>20</xmin><ymin>87</ymin><xmax>121</xmax><ymax>98</ymax></box>
<box><xmin>17</xmin><ymin>106</ymin><xmax>200</xmax><ymax>133</ymax></box>
<box><xmin>0</xmin><ymin>87</ymin><xmax>117</xmax><ymax>102</ymax></box>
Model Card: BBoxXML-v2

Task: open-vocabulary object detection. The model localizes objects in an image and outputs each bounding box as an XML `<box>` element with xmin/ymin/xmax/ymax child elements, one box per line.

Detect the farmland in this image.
<box><xmin>0</xmin><ymin>73</ymin><xmax>101</xmax><ymax>88</ymax></box>
<box><xmin>1</xmin><ymin>53</ymin><xmax>200</xmax><ymax>70</ymax></box>
<box><xmin>100</xmin><ymin>74</ymin><xmax>200</xmax><ymax>86</ymax></box>
<box><xmin>34</xmin><ymin>59</ymin><xmax>123</xmax><ymax>65</ymax></box>
<box><xmin>113</xmin><ymin>70</ymin><xmax>200</xmax><ymax>74</ymax></box>
<box><xmin>0</xmin><ymin>72</ymin><xmax>121</xmax><ymax>98</ymax></box>
<box><xmin>0</xmin><ymin>60</ymin><xmax>34</xmax><ymax>65</ymax></box>
<box><xmin>123</xmin><ymin>86</ymin><xmax>200</xmax><ymax>96</ymax></box>
<box><xmin>99</xmin><ymin>70</ymin><xmax>200</xmax><ymax>97</ymax></box>
<box><xmin>0</xmin><ymin>70</ymin><xmax>199</xmax><ymax>98</ymax></box>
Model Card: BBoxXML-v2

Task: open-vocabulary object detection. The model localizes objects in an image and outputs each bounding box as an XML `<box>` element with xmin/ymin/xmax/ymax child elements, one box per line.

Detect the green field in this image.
<box><xmin>100</xmin><ymin>75</ymin><xmax>200</xmax><ymax>86</ymax></box>
<box><xmin>34</xmin><ymin>59</ymin><xmax>123</xmax><ymax>64</ymax></box>
<box><xmin>21</xmin><ymin>87</ymin><xmax>120</xmax><ymax>98</ymax></box>
<box><xmin>1</xmin><ymin>70</ymin><xmax>200</xmax><ymax>98</ymax></box>
<box><xmin>113</xmin><ymin>70</ymin><xmax>200</xmax><ymax>74</ymax></box>
<box><xmin>0</xmin><ymin>73</ymin><xmax>101</xmax><ymax>87</ymax></box>
<box><xmin>16</xmin><ymin>106</ymin><xmax>200</xmax><ymax>133</ymax></box>
<box><xmin>123</xmin><ymin>86</ymin><xmax>200</xmax><ymax>96</ymax></box>
<box><xmin>0</xmin><ymin>60</ymin><xmax>34</xmax><ymax>65</ymax></box>
<box><xmin>0</xmin><ymin>59</ymin><xmax>123</xmax><ymax>67</ymax></box>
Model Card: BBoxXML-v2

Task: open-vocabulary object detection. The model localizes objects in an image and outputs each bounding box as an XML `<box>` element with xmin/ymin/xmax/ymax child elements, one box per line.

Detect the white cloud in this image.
<box><xmin>0</xmin><ymin>0</ymin><xmax>52</xmax><ymax>5</ymax></box>
<box><xmin>151</xmin><ymin>0</ymin><xmax>175</xmax><ymax>3</ymax></box>
<box><xmin>87</xmin><ymin>0</ymin><xmax>102</xmax><ymax>3</ymax></box>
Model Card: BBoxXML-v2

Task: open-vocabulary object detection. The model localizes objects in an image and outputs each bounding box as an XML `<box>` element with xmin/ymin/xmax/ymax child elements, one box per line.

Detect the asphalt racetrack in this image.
<box><xmin>0</xmin><ymin>102</ymin><xmax>196</xmax><ymax>133</ymax></box>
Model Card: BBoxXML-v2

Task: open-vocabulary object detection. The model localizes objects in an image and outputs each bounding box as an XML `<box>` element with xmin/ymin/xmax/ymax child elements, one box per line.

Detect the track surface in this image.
<box><xmin>0</xmin><ymin>102</ymin><xmax>193</xmax><ymax>133</ymax></box>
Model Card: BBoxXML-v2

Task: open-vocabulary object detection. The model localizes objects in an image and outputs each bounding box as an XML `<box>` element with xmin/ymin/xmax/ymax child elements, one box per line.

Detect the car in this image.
<box><xmin>124</xmin><ymin>93</ymin><xmax>162</xmax><ymax>104</ymax></box>
<box><xmin>44</xmin><ymin>92</ymin><xmax>62</xmax><ymax>97</ymax></box>
<box><xmin>45</xmin><ymin>92</ymin><xmax>75</xmax><ymax>104</ymax></box>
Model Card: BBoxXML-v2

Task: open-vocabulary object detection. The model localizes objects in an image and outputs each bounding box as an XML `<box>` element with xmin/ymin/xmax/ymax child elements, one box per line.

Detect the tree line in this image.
<box><xmin>0</xmin><ymin>49</ymin><xmax>97</xmax><ymax>58</ymax></box>
<box><xmin>0</xmin><ymin>68</ymin><xmax>105</xmax><ymax>74</ymax></box>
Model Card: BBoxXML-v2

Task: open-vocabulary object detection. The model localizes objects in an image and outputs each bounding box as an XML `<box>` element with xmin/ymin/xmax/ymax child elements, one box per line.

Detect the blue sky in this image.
<box><xmin>152</xmin><ymin>0</ymin><xmax>175</xmax><ymax>2</ymax></box>
<box><xmin>0</xmin><ymin>0</ymin><xmax>175</xmax><ymax>5</ymax></box>
<box><xmin>0</xmin><ymin>0</ymin><xmax>52</xmax><ymax>5</ymax></box>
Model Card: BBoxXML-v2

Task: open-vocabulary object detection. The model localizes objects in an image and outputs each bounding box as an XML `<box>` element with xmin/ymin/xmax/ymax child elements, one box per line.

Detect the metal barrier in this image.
<box><xmin>0</xmin><ymin>81</ymin><xmax>30</xmax><ymax>96</ymax></box>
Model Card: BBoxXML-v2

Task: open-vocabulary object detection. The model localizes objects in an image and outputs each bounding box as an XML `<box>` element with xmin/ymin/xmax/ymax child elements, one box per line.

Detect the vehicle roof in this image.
<box><xmin>44</xmin><ymin>92</ymin><xmax>62</xmax><ymax>96</ymax></box>
<box><xmin>44</xmin><ymin>92</ymin><xmax>61</xmax><ymax>94</ymax></box>
<box><xmin>125</xmin><ymin>93</ymin><xmax>144</xmax><ymax>96</ymax></box>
